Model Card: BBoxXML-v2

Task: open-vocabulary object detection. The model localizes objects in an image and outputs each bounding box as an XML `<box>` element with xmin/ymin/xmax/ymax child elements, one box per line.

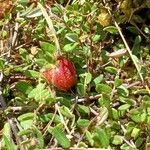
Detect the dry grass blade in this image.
<box><xmin>113</xmin><ymin>21</ymin><xmax>150</xmax><ymax>95</ymax></box>
<box><xmin>113</xmin><ymin>21</ymin><xmax>144</xmax><ymax>82</ymax></box>
<box><xmin>11</xmin><ymin>12</ymin><xmax>19</xmax><ymax>48</ymax></box>
<box><xmin>38</xmin><ymin>2</ymin><xmax>61</xmax><ymax>55</ymax></box>
<box><xmin>55</xmin><ymin>103</ymin><xmax>71</xmax><ymax>135</ymax></box>
<box><xmin>104</xmin><ymin>4</ymin><xmax>150</xmax><ymax>95</ymax></box>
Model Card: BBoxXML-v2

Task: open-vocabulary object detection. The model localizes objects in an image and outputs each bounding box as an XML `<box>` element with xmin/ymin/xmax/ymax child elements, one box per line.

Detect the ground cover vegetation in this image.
<box><xmin>0</xmin><ymin>0</ymin><xmax>150</xmax><ymax>149</ymax></box>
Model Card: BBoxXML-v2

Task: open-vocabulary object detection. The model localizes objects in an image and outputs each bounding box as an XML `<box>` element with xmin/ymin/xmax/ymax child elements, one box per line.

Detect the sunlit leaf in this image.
<box><xmin>48</xmin><ymin>125</ymin><xmax>70</xmax><ymax>148</ymax></box>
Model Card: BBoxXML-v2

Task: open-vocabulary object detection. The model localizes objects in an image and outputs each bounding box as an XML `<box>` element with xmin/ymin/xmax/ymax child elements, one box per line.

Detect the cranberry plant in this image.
<box><xmin>0</xmin><ymin>0</ymin><xmax>150</xmax><ymax>149</ymax></box>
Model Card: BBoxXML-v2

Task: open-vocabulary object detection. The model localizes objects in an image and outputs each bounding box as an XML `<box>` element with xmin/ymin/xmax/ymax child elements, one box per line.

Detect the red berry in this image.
<box><xmin>43</xmin><ymin>56</ymin><xmax>77</xmax><ymax>91</ymax></box>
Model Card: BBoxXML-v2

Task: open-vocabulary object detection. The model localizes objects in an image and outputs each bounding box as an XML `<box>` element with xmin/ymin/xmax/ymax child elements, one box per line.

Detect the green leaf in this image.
<box><xmin>112</xmin><ymin>135</ymin><xmax>123</xmax><ymax>145</ymax></box>
<box><xmin>18</xmin><ymin>112</ymin><xmax>34</xmax><ymax>121</ymax></box>
<box><xmin>112</xmin><ymin>108</ymin><xmax>119</xmax><ymax>120</ymax></box>
<box><xmin>92</xmin><ymin>34</ymin><xmax>101</xmax><ymax>43</ymax></box>
<box><xmin>33</xmin><ymin>126</ymin><xmax>44</xmax><ymax>148</ymax></box>
<box><xmin>35</xmin><ymin>58</ymin><xmax>47</xmax><ymax>67</ymax></box>
<box><xmin>16</xmin><ymin>81</ymin><xmax>33</xmax><ymax>95</ymax></box>
<box><xmin>78</xmin><ymin>142</ymin><xmax>88</xmax><ymax>148</ymax></box>
<box><xmin>131</xmin><ymin>128</ymin><xmax>140</xmax><ymax>139</ymax></box>
<box><xmin>28</xmin><ymin>83</ymin><xmax>50</xmax><ymax>102</ymax></box>
<box><xmin>26</xmin><ymin>8</ymin><xmax>42</xmax><ymax>18</ymax></box>
<box><xmin>93</xmin><ymin>75</ymin><xmax>103</xmax><ymax>85</ymax></box>
<box><xmin>117</xmin><ymin>85</ymin><xmax>129</xmax><ymax>97</ymax></box>
<box><xmin>77</xmin><ymin>119</ymin><xmax>90</xmax><ymax>127</ymax></box>
<box><xmin>19</xmin><ymin>48</ymin><xmax>30</xmax><ymax>62</ymax></box>
<box><xmin>65</xmin><ymin>33</ymin><xmax>78</xmax><ymax>42</ymax></box>
<box><xmin>1</xmin><ymin>30</ymin><xmax>8</xmax><ymax>38</ymax></box>
<box><xmin>114</xmin><ymin>78</ymin><xmax>122</xmax><ymax>87</ymax></box>
<box><xmin>24</xmin><ymin>70</ymin><xmax>40</xmax><ymax>78</ymax></box>
<box><xmin>98</xmin><ymin>94</ymin><xmax>110</xmax><ymax>109</ymax></box>
<box><xmin>63</xmin><ymin>42</ymin><xmax>78</xmax><ymax>52</ymax></box>
<box><xmin>96</xmin><ymin>107</ymin><xmax>108</xmax><ymax>126</ymax></box>
<box><xmin>28</xmin><ymin>84</ymin><xmax>45</xmax><ymax>98</ymax></box>
<box><xmin>126</xmin><ymin>122</ymin><xmax>135</xmax><ymax>133</ymax></box>
<box><xmin>20</xmin><ymin>119</ymin><xmax>33</xmax><ymax>129</ymax></box>
<box><xmin>98</xmin><ymin>95</ymin><xmax>112</xmax><ymax>118</ymax></box>
<box><xmin>132</xmin><ymin>35</ymin><xmax>141</xmax><ymax>56</ymax></box>
<box><xmin>84</xmin><ymin>72</ymin><xmax>92</xmax><ymax>84</ymax></box>
<box><xmin>18</xmin><ymin>129</ymin><xmax>32</xmax><ymax>136</ymax></box>
<box><xmin>127</xmin><ymin>26</ymin><xmax>138</xmax><ymax>34</ymax></box>
<box><xmin>17</xmin><ymin>112</ymin><xmax>34</xmax><ymax>130</ymax></box>
<box><xmin>57</xmin><ymin>97</ymin><xmax>72</xmax><ymax>108</ymax></box>
<box><xmin>40</xmin><ymin>42</ymin><xmax>55</xmax><ymax>54</ymax></box>
<box><xmin>39</xmin><ymin>113</ymin><xmax>60</xmax><ymax>123</ymax></box>
<box><xmin>134</xmin><ymin>89</ymin><xmax>149</xmax><ymax>95</ymax></box>
<box><xmin>103</xmin><ymin>26</ymin><xmax>118</xmax><ymax>34</ymax></box>
<box><xmin>96</xmin><ymin>84</ymin><xmax>112</xmax><ymax>94</ymax></box>
<box><xmin>135</xmin><ymin>137</ymin><xmax>144</xmax><ymax>148</ymax></box>
<box><xmin>2</xmin><ymin>135</ymin><xmax>15</xmax><ymax>150</ymax></box>
<box><xmin>63</xmin><ymin>14</ymin><xmax>68</xmax><ymax>22</ymax></box>
<box><xmin>60</xmin><ymin>106</ymin><xmax>74</xmax><ymax>118</ymax></box>
<box><xmin>2</xmin><ymin>123</ymin><xmax>13</xmax><ymax>149</ymax></box>
<box><xmin>118</xmin><ymin>104</ymin><xmax>131</xmax><ymax>111</ymax></box>
<box><xmin>48</xmin><ymin>125</ymin><xmax>70</xmax><ymax>148</ymax></box>
<box><xmin>94</xmin><ymin>128</ymin><xmax>110</xmax><ymax>148</ymax></box>
<box><xmin>129</xmin><ymin>109</ymin><xmax>147</xmax><ymax>123</ymax></box>
<box><xmin>2</xmin><ymin>123</ymin><xmax>11</xmax><ymax>137</ymax></box>
<box><xmin>142</xmin><ymin>96</ymin><xmax>150</xmax><ymax>108</ymax></box>
<box><xmin>79</xmin><ymin>72</ymin><xmax>92</xmax><ymax>84</ymax></box>
<box><xmin>20</xmin><ymin>4</ymin><xmax>34</xmax><ymax>16</ymax></box>
<box><xmin>0</xmin><ymin>58</ymin><xmax>5</xmax><ymax>69</ymax></box>
<box><xmin>132</xmin><ymin>55</ymin><xmax>141</xmax><ymax>71</ymax></box>
<box><xmin>77</xmin><ymin>104</ymin><xmax>90</xmax><ymax>115</ymax></box>
<box><xmin>144</xmin><ymin>26</ymin><xmax>150</xmax><ymax>34</ymax></box>
<box><xmin>85</xmin><ymin>131</ymin><xmax>94</xmax><ymax>146</ymax></box>
<box><xmin>105</xmin><ymin>66</ymin><xmax>117</xmax><ymax>74</ymax></box>
<box><xmin>120</xmin><ymin>143</ymin><xmax>134</xmax><ymax>150</ymax></box>
<box><xmin>77</xmin><ymin>83</ymin><xmax>86</xmax><ymax>96</ymax></box>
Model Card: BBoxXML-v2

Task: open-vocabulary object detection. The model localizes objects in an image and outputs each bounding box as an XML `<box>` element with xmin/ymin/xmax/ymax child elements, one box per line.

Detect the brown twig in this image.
<box><xmin>11</xmin><ymin>12</ymin><xmax>19</xmax><ymax>48</ymax></box>
<box><xmin>71</xmin><ymin>94</ymin><xmax>102</xmax><ymax>102</ymax></box>
<box><xmin>72</xmin><ymin>81</ymin><xmax>141</xmax><ymax>103</ymax></box>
